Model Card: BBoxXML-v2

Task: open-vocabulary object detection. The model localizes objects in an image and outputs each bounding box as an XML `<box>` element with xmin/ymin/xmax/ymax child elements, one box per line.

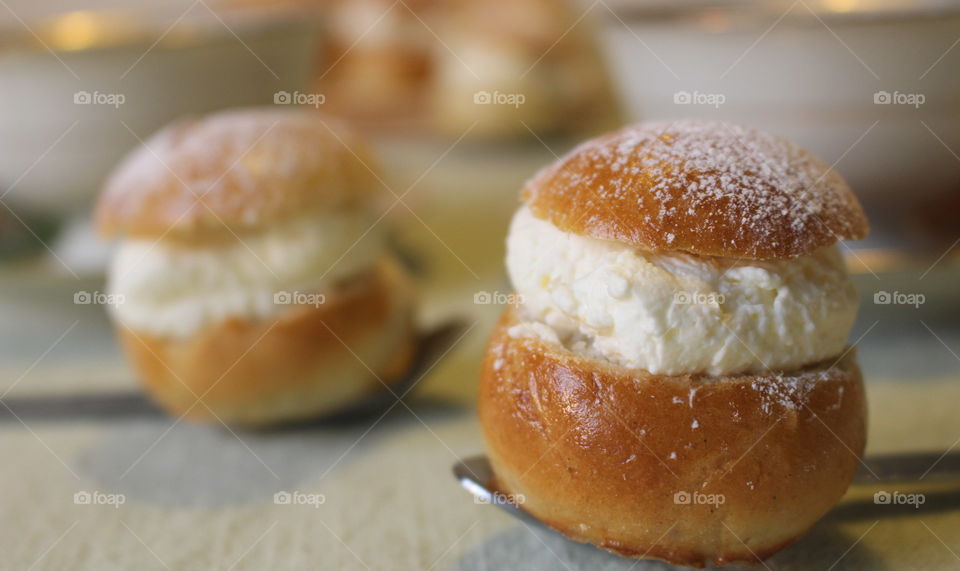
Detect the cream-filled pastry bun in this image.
<box><xmin>478</xmin><ymin>120</ymin><xmax>869</xmax><ymax>567</ymax></box>
<box><xmin>96</xmin><ymin>108</ymin><xmax>416</xmax><ymax>426</ymax></box>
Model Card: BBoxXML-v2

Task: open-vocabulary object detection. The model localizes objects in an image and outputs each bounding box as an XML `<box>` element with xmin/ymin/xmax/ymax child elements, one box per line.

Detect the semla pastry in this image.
<box><xmin>96</xmin><ymin>108</ymin><xmax>416</xmax><ymax>426</ymax></box>
<box><xmin>479</xmin><ymin>119</ymin><xmax>869</xmax><ymax>567</ymax></box>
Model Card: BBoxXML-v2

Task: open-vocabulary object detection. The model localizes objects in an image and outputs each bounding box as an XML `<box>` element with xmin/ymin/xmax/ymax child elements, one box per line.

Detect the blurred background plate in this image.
<box><xmin>0</xmin><ymin>0</ymin><xmax>319</xmax><ymax>215</ymax></box>
<box><xmin>600</xmin><ymin>0</ymin><xmax>960</xmax><ymax>256</ymax></box>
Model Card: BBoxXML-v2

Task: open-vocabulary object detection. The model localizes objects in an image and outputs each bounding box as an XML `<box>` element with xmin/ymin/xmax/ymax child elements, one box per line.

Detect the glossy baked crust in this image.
<box><xmin>96</xmin><ymin>108</ymin><xmax>381</xmax><ymax>241</ymax></box>
<box><xmin>118</xmin><ymin>258</ymin><xmax>415</xmax><ymax>427</ymax></box>
<box><xmin>522</xmin><ymin>120</ymin><xmax>868</xmax><ymax>259</ymax></box>
<box><xmin>478</xmin><ymin>307</ymin><xmax>866</xmax><ymax>567</ymax></box>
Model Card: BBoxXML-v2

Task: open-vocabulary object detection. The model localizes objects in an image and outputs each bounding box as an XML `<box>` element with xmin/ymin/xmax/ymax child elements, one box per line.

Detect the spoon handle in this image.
<box><xmin>456</xmin><ymin>452</ymin><xmax>960</xmax><ymax>503</ymax></box>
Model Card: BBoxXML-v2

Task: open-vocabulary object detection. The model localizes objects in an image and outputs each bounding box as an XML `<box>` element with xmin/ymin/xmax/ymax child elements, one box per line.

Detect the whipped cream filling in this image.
<box><xmin>506</xmin><ymin>206</ymin><xmax>859</xmax><ymax>376</ymax></box>
<box><xmin>107</xmin><ymin>211</ymin><xmax>383</xmax><ymax>338</ymax></box>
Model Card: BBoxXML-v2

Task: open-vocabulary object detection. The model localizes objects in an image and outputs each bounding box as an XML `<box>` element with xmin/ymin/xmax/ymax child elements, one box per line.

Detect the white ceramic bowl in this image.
<box><xmin>600</xmin><ymin>0</ymin><xmax>960</xmax><ymax>242</ymax></box>
<box><xmin>0</xmin><ymin>0</ymin><xmax>319</xmax><ymax>215</ymax></box>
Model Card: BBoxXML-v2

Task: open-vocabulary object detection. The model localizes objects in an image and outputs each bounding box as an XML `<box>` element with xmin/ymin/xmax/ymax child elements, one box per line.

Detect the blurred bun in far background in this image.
<box><xmin>320</xmin><ymin>0</ymin><xmax>438</xmax><ymax>128</ymax></box>
<box><xmin>229</xmin><ymin>0</ymin><xmax>623</xmax><ymax>139</ymax></box>
<box><xmin>428</xmin><ymin>0</ymin><xmax>621</xmax><ymax>139</ymax></box>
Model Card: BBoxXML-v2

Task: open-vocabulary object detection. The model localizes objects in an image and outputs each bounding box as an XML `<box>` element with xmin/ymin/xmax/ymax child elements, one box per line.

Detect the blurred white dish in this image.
<box><xmin>599</xmin><ymin>0</ymin><xmax>960</xmax><ymax>235</ymax></box>
<box><xmin>0</xmin><ymin>0</ymin><xmax>319</xmax><ymax>215</ymax></box>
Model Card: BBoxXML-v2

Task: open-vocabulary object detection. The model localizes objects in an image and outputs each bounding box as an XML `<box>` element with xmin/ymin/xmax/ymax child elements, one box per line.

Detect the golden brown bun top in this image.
<box><xmin>96</xmin><ymin>108</ymin><xmax>380</xmax><ymax>240</ymax></box>
<box><xmin>522</xmin><ymin>119</ymin><xmax>869</xmax><ymax>259</ymax></box>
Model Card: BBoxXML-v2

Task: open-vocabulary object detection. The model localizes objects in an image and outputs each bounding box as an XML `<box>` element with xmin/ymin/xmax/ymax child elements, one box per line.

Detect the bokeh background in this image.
<box><xmin>1</xmin><ymin>0</ymin><xmax>959</xmax><ymax>569</ymax></box>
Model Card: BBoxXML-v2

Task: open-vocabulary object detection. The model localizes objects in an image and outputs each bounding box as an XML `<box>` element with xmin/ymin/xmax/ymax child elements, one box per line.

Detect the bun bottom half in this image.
<box><xmin>118</xmin><ymin>257</ymin><xmax>416</xmax><ymax>427</ymax></box>
<box><xmin>478</xmin><ymin>307</ymin><xmax>866</xmax><ymax>568</ymax></box>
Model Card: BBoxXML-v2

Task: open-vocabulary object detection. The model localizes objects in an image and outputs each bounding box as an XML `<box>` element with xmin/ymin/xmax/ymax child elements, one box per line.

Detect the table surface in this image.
<box><xmin>2</xmin><ymin>140</ymin><xmax>960</xmax><ymax>571</ymax></box>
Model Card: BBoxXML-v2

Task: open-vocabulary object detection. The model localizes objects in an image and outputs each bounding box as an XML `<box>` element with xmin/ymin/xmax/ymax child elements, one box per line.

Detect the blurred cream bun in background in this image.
<box><xmin>431</xmin><ymin>0</ymin><xmax>620</xmax><ymax>139</ymax></box>
<box><xmin>223</xmin><ymin>0</ymin><xmax>621</xmax><ymax>138</ymax></box>
<box><xmin>318</xmin><ymin>0</ymin><xmax>436</xmax><ymax>126</ymax></box>
<box><xmin>96</xmin><ymin>108</ymin><xmax>416</xmax><ymax>426</ymax></box>
<box><xmin>480</xmin><ymin>120</ymin><xmax>869</xmax><ymax>566</ymax></box>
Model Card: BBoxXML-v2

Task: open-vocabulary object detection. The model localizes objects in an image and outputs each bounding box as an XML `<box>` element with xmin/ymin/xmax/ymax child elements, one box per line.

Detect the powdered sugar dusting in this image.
<box><xmin>524</xmin><ymin>119</ymin><xmax>865</xmax><ymax>258</ymax></box>
<box><xmin>749</xmin><ymin>370</ymin><xmax>832</xmax><ymax>414</ymax></box>
<box><xmin>100</xmin><ymin>108</ymin><xmax>375</xmax><ymax>236</ymax></box>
